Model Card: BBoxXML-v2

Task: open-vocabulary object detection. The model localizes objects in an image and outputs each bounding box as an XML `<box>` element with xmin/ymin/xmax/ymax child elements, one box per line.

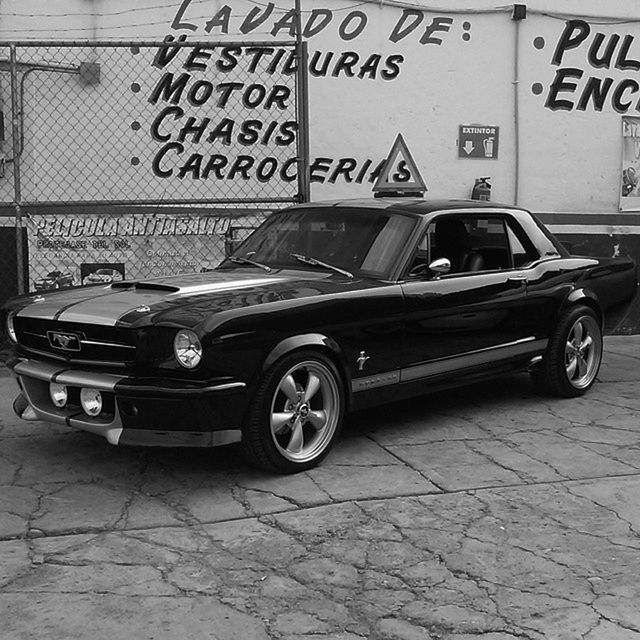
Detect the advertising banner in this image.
<box><xmin>620</xmin><ymin>116</ymin><xmax>640</xmax><ymax>211</ymax></box>
<box><xmin>25</xmin><ymin>212</ymin><xmax>263</xmax><ymax>293</ymax></box>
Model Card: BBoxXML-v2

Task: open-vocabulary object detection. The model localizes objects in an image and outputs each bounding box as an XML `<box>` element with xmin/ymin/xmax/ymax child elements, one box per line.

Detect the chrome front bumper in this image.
<box><xmin>14</xmin><ymin>359</ymin><xmax>125</xmax><ymax>444</ymax></box>
<box><xmin>11</xmin><ymin>359</ymin><xmax>244</xmax><ymax>448</ymax></box>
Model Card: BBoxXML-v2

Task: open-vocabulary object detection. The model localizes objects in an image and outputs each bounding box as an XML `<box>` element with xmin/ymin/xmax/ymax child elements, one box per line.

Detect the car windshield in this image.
<box><xmin>223</xmin><ymin>207</ymin><xmax>417</xmax><ymax>279</ymax></box>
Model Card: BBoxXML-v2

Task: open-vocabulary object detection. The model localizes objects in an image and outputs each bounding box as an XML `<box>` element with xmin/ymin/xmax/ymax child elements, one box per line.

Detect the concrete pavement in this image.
<box><xmin>1</xmin><ymin>337</ymin><xmax>640</xmax><ymax>639</ymax></box>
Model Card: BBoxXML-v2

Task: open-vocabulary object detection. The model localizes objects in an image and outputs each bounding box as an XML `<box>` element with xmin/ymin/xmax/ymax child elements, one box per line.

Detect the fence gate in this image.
<box><xmin>0</xmin><ymin>39</ymin><xmax>310</xmax><ymax>297</ymax></box>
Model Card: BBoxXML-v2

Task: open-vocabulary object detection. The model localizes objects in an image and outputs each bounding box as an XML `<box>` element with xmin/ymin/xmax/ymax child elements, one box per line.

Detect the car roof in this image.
<box><xmin>290</xmin><ymin>198</ymin><xmax>526</xmax><ymax>217</ymax></box>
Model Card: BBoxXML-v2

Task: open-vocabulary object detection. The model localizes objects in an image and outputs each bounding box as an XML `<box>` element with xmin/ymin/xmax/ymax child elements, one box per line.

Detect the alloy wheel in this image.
<box><xmin>564</xmin><ymin>315</ymin><xmax>602</xmax><ymax>389</ymax></box>
<box><xmin>269</xmin><ymin>359</ymin><xmax>340</xmax><ymax>463</ymax></box>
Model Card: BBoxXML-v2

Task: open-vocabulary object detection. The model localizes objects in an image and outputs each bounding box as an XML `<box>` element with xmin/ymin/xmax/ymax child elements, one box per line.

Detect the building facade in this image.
<box><xmin>1</xmin><ymin>0</ymin><xmax>639</xmax><ymax>330</ymax></box>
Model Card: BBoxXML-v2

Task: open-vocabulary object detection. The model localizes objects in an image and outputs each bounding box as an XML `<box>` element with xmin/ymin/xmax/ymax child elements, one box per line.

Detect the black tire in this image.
<box><xmin>532</xmin><ymin>305</ymin><xmax>603</xmax><ymax>398</ymax></box>
<box><xmin>242</xmin><ymin>350</ymin><xmax>345</xmax><ymax>474</ymax></box>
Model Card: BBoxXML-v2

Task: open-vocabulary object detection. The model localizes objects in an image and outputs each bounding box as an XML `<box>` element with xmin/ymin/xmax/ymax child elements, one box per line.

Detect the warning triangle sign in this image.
<box><xmin>372</xmin><ymin>134</ymin><xmax>427</xmax><ymax>196</ymax></box>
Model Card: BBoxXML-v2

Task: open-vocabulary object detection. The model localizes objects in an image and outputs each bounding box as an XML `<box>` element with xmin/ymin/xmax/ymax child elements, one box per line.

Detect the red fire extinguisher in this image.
<box><xmin>471</xmin><ymin>177</ymin><xmax>491</xmax><ymax>201</ymax></box>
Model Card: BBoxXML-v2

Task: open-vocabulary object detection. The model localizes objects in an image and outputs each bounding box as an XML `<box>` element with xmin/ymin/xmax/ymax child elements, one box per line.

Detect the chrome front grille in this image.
<box><xmin>15</xmin><ymin>318</ymin><xmax>136</xmax><ymax>365</ymax></box>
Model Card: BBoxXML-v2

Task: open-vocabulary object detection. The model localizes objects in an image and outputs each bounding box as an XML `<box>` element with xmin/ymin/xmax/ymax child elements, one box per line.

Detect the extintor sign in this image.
<box><xmin>458</xmin><ymin>125</ymin><xmax>500</xmax><ymax>159</ymax></box>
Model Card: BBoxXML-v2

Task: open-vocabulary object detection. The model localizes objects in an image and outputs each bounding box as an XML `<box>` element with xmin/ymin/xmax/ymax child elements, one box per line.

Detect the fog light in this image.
<box><xmin>49</xmin><ymin>383</ymin><xmax>68</xmax><ymax>407</ymax></box>
<box><xmin>80</xmin><ymin>388</ymin><xmax>102</xmax><ymax>416</ymax></box>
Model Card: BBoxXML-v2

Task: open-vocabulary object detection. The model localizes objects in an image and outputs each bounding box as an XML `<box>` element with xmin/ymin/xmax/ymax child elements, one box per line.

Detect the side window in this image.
<box><xmin>518</xmin><ymin>214</ymin><xmax>564</xmax><ymax>258</ymax></box>
<box><xmin>406</xmin><ymin>213</ymin><xmax>542</xmax><ymax>278</ymax></box>
<box><xmin>465</xmin><ymin>217</ymin><xmax>511</xmax><ymax>270</ymax></box>
<box><xmin>506</xmin><ymin>222</ymin><xmax>540</xmax><ymax>267</ymax></box>
<box><xmin>407</xmin><ymin>215</ymin><xmax>512</xmax><ymax>277</ymax></box>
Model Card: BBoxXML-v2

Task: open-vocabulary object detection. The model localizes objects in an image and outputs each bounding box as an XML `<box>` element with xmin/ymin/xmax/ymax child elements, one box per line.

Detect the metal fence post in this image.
<box><xmin>296</xmin><ymin>40</ymin><xmax>311</xmax><ymax>203</ymax></box>
<box><xmin>9</xmin><ymin>44</ymin><xmax>25</xmax><ymax>294</ymax></box>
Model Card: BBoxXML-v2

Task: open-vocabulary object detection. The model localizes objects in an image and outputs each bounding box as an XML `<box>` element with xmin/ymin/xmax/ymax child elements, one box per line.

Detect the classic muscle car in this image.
<box><xmin>82</xmin><ymin>268</ymin><xmax>124</xmax><ymax>286</ymax></box>
<box><xmin>34</xmin><ymin>270</ymin><xmax>75</xmax><ymax>291</ymax></box>
<box><xmin>4</xmin><ymin>199</ymin><xmax>638</xmax><ymax>473</ymax></box>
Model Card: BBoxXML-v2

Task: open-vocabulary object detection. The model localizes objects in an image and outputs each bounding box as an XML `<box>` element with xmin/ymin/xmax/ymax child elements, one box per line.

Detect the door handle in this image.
<box><xmin>507</xmin><ymin>273</ymin><xmax>527</xmax><ymax>282</ymax></box>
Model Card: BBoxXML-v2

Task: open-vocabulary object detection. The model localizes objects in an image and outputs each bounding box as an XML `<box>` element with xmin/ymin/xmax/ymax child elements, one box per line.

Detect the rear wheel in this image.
<box><xmin>533</xmin><ymin>305</ymin><xmax>602</xmax><ymax>397</ymax></box>
<box><xmin>242</xmin><ymin>351</ymin><xmax>344</xmax><ymax>473</ymax></box>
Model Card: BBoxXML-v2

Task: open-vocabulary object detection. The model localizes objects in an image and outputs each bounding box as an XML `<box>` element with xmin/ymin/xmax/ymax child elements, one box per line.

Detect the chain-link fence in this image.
<box><xmin>23</xmin><ymin>207</ymin><xmax>268</xmax><ymax>290</ymax></box>
<box><xmin>0</xmin><ymin>39</ymin><xmax>309</xmax><ymax>300</ymax></box>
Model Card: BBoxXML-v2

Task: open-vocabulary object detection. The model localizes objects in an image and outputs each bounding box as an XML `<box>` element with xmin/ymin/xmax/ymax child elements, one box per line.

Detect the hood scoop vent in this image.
<box><xmin>110</xmin><ymin>281</ymin><xmax>180</xmax><ymax>293</ymax></box>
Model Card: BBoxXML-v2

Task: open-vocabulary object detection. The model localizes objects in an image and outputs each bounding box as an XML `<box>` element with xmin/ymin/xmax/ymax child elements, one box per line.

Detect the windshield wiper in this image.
<box><xmin>291</xmin><ymin>253</ymin><xmax>354</xmax><ymax>279</ymax></box>
<box><xmin>227</xmin><ymin>256</ymin><xmax>272</xmax><ymax>272</ymax></box>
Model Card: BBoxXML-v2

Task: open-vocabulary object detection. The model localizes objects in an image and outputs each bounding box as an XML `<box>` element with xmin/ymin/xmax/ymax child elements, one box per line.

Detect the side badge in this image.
<box><xmin>356</xmin><ymin>350</ymin><xmax>370</xmax><ymax>371</ymax></box>
<box><xmin>134</xmin><ymin>305</ymin><xmax>151</xmax><ymax>313</ymax></box>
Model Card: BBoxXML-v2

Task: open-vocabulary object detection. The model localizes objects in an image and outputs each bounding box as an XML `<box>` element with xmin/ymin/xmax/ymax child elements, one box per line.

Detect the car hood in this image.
<box><xmin>9</xmin><ymin>268</ymin><xmax>385</xmax><ymax>329</ymax></box>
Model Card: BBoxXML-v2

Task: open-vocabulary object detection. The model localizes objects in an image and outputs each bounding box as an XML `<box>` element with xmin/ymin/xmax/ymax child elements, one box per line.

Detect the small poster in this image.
<box><xmin>80</xmin><ymin>262</ymin><xmax>125</xmax><ymax>287</ymax></box>
<box><xmin>620</xmin><ymin>116</ymin><xmax>640</xmax><ymax>211</ymax></box>
<box><xmin>458</xmin><ymin>125</ymin><xmax>499</xmax><ymax>159</ymax></box>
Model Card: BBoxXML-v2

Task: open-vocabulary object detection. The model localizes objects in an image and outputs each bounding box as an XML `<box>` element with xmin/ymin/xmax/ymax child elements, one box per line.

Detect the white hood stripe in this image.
<box><xmin>21</xmin><ymin>277</ymin><xmax>283</xmax><ymax>326</ymax></box>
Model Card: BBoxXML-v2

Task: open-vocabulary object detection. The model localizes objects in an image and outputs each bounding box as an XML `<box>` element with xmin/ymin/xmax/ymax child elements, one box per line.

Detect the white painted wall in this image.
<box><xmin>0</xmin><ymin>0</ymin><xmax>639</xmax><ymax>214</ymax></box>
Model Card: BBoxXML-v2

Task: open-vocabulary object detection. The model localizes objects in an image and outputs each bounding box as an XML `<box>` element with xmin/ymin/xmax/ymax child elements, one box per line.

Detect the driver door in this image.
<box><xmin>400</xmin><ymin>213</ymin><xmax>540</xmax><ymax>381</ymax></box>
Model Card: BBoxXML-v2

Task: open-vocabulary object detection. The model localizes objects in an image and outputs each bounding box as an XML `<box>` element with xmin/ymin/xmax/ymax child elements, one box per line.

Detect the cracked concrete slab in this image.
<box><xmin>1</xmin><ymin>336</ymin><xmax>640</xmax><ymax>639</ymax></box>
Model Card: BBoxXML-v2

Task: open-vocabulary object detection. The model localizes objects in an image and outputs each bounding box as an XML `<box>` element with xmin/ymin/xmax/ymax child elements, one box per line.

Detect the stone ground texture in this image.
<box><xmin>1</xmin><ymin>336</ymin><xmax>640</xmax><ymax>639</ymax></box>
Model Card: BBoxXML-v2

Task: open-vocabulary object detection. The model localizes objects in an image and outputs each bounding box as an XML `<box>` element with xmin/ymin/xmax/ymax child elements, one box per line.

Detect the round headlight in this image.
<box><xmin>80</xmin><ymin>388</ymin><xmax>102</xmax><ymax>416</ymax></box>
<box><xmin>49</xmin><ymin>383</ymin><xmax>68</xmax><ymax>408</ymax></box>
<box><xmin>174</xmin><ymin>329</ymin><xmax>202</xmax><ymax>369</ymax></box>
<box><xmin>6</xmin><ymin>312</ymin><xmax>16</xmax><ymax>343</ymax></box>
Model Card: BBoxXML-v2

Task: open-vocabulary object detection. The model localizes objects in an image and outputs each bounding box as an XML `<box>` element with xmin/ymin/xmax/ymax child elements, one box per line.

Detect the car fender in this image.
<box><xmin>560</xmin><ymin>288</ymin><xmax>604</xmax><ymax>327</ymax></box>
<box><xmin>262</xmin><ymin>333</ymin><xmax>345</xmax><ymax>372</ymax></box>
<box><xmin>260</xmin><ymin>333</ymin><xmax>352</xmax><ymax>406</ymax></box>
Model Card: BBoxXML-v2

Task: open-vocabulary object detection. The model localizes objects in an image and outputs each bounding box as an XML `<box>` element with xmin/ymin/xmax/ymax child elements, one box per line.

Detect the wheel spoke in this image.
<box><xmin>576</xmin><ymin>355</ymin><xmax>588</xmax><ymax>378</ymax></box>
<box><xmin>581</xmin><ymin>334</ymin><xmax>593</xmax><ymax>351</ymax></box>
<box><xmin>286</xmin><ymin>418</ymin><xmax>304</xmax><ymax>454</ymax></box>
<box><xmin>304</xmin><ymin>372</ymin><xmax>321</xmax><ymax>403</ymax></box>
<box><xmin>572</xmin><ymin>321</ymin><xmax>584</xmax><ymax>345</ymax></box>
<box><xmin>565</xmin><ymin>340</ymin><xmax>574</xmax><ymax>354</ymax></box>
<box><xmin>307</xmin><ymin>409</ymin><xmax>327</xmax><ymax>430</ymax></box>
<box><xmin>279</xmin><ymin>374</ymin><xmax>299</xmax><ymax>404</ymax></box>
<box><xmin>566</xmin><ymin>357</ymin><xmax>577</xmax><ymax>379</ymax></box>
<box><xmin>272</xmin><ymin>412</ymin><xmax>294</xmax><ymax>434</ymax></box>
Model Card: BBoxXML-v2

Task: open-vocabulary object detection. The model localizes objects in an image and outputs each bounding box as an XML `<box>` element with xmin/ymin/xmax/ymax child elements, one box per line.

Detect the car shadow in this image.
<box><xmin>345</xmin><ymin>372</ymin><xmax>538</xmax><ymax>435</ymax></box>
<box><xmin>86</xmin><ymin>373</ymin><xmax>540</xmax><ymax>477</ymax></box>
<box><xmin>22</xmin><ymin>372</ymin><xmax>553</xmax><ymax>491</ymax></box>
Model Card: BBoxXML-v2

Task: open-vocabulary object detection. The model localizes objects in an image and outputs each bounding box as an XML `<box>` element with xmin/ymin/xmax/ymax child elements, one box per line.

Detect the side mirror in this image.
<box><xmin>429</xmin><ymin>257</ymin><xmax>451</xmax><ymax>277</ymax></box>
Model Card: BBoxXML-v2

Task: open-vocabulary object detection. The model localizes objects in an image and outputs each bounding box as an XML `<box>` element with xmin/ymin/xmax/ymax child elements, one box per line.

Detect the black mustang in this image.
<box><xmin>4</xmin><ymin>199</ymin><xmax>638</xmax><ymax>473</ymax></box>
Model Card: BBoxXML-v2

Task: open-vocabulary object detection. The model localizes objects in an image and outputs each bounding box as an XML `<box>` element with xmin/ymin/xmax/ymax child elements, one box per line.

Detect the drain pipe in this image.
<box><xmin>511</xmin><ymin>4</ymin><xmax>527</xmax><ymax>205</ymax></box>
<box><xmin>512</xmin><ymin>4</ymin><xmax>526</xmax><ymax>206</ymax></box>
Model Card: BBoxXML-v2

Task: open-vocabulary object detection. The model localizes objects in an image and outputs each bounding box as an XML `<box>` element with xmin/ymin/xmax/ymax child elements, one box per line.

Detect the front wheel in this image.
<box><xmin>532</xmin><ymin>305</ymin><xmax>603</xmax><ymax>397</ymax></box>
<box><xmin>242</xmin><ymin>351</ymin><xmax>345</xmax><ymax>473</ymax></box>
